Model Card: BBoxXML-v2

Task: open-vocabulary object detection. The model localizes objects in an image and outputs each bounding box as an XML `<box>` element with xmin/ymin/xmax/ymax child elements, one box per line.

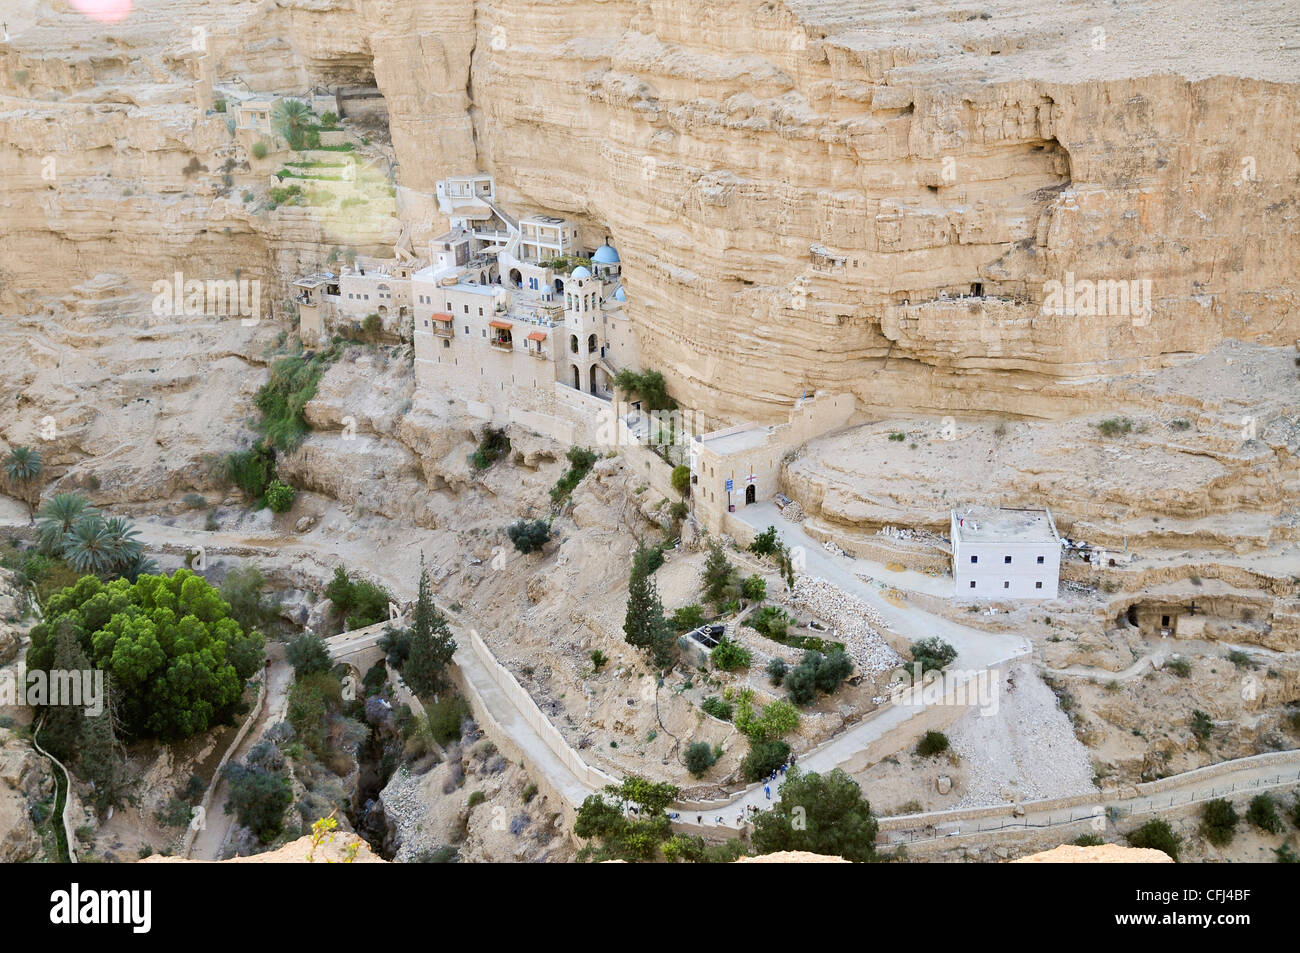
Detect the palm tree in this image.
<box><xmin>102</xmin><ymin>516</ymin><xmax>143</xmax><ymax>572</ymax></box>
<box><xmin>116</xmin><ymin>549</ymin><xmax>159</xmax><ymax>583</ymax></box>
<box><xmin>272</xmin><ymin>98</ymin><xmax>312</xmax><ymax>150</ymax></box>
<box><xmin>2</xmin><ymin>445</ymin><xmax>42</xmax><ymax>519</ymax></box>
<box><xmin>35</xmin><ymin>492</ymin><xmax>98</xmax><ymax>556</ymax></box>
<box><xmin>62</xmin><ymin>514</ymin><xmax>118</xmax><ymax>576</ymax></box>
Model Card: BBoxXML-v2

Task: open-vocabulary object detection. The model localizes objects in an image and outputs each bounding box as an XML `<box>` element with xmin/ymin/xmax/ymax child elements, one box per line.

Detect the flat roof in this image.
<box><xmin>293</xmin><ymin>273</ymin><xmax>336</xmax><ymax>287</ymax></box>
<box><xmin>952</xmin><ymin>507</ymin><xmax>1059</xmax><ymax>544</ymax></box>
<box><xmin>695</xmin><ymin>424</ymin><xmax>774</xmax><ymax>456</ymax></box>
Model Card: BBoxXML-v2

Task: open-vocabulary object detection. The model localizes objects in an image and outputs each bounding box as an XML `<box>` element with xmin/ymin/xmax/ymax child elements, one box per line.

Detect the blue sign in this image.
<box><xmin>725</xmin><ymin>479</ymin><xmax>734</xmax><ymax>493</ymax></box>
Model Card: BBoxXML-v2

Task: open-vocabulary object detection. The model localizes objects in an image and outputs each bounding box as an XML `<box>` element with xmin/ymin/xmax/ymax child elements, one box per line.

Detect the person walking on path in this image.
<box><xmin>764</xmin><ymin>784</ymin><xmax>771</xmax><ymax>800</ymax></box>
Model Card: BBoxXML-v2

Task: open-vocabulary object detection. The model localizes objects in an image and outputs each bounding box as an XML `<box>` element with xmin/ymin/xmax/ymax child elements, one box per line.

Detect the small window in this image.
<box><xmin>479</xmin><ymin>307</ymin><xmax>484</xmax><ymax>316</ymax></box>
<box><xmin>1035</xmin><ymin>581</ymin><xmax>1043</xmax><ymax>589</ymax></box>
<box><xmin>970</xmin><ymin>555</ymin><xmax>978</xmax><ymax>564</ymax></box>
<box><xmin>464</xmin><ymin>304</ymin><xmax>469</xmax><ymax>314</ymax></box>
<box><xmin>464</xmin><ymin>326</ymin><xmax>469</xmax><ymax>334</ymax></box>
<box><xmin>442</xmin><ymin>339</ymin><xmax>450</xmax><ymax>349</ymax></box>
<box><xmin>1003</xmin><ymin>581</ymin><xmax>1010</xmax><ymax>589</ymax></box>
<box><xmin>1037</xmin><ymin>555</ymin><xmax>1045</xmax><ymax>564</ymax></box>
<box><xmin>1004</xmin><ymin>555</ymin><xmax>1012</xmax><ymax>564</ymax></box>
<box><xmin>969</xmin><ymin>581</ymin><xmax>976</xmax><ymax>589</ymax></box>
<box><xmin>1161</xmin><ymin>615</ymin><xmax>1171</xmax><ymax>627</ymax></box>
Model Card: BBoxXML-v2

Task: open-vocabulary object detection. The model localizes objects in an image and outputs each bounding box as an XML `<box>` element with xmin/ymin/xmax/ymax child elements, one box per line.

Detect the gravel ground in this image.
<box><xmin>788</xmin><ymin>576</ymin><xmax>904</xmax><ymax>676</ymax></box>
<box><xmin>948</xmin><ymin>661</ymin><xmax>1098</xmax><ymax>807</ymax></box>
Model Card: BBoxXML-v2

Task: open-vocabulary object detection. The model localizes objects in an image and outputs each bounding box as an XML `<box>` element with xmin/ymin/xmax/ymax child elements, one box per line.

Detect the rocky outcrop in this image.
<box><xmin>0</xmin><ymin>727</ymin><xmax>54</xmax><ymax>863</ymax></box>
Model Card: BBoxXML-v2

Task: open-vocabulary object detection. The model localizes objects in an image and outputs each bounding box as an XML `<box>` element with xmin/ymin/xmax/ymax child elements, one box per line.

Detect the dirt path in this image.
<box><xmin>189</xmin><ymin>645</ymin><xmax>293</xmax><ymax>860</ymax></box>
<box><xmin>880</xmin><ymin>750</ymin><xmax>1300</xmax><ymax>846</ymax></box>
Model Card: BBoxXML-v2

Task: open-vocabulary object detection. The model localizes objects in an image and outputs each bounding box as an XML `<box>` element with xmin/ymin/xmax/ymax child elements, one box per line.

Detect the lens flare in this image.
<box><xmin>69</xmin><ymin>0</ymin><xmax>133</xmax><ymax>24</ymax></box>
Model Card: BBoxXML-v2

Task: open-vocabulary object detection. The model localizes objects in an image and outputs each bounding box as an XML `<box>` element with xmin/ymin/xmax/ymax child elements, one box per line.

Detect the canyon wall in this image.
<box><xmin>1</xmin><ymin>0</ymin><xmax>1297</xmax><ymax>429</ymax></box>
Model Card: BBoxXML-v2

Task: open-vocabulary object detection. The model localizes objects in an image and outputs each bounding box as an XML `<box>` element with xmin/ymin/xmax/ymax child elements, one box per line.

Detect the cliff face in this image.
<box><xmin>1</xmin><ymin>0</ymin><xmax>1297</xmax><ymax>430</ymax></box>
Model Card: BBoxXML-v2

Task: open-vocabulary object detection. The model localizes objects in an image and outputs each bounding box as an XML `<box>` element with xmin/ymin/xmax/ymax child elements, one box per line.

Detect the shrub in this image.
<box><xmin>916</xmin><ymin>730</ymin><xmax>950</xmax><ymax>757</ymax></box>
<box><xmin>224</xmin><ymin>445</ymin><xmax>276</xmax><ymax>501</ymax></box>
<box><xmin>766</xmin><ymin>657</ymin><xmax>787</xmax><ymax>686</ymax></box>
<box><xmin>1200</xmin><ymin>798</ymin><xmax>1238</xmax><ymax>846</ymax></box>
<box><xmin>1127</xmin><ymin>818</ymin><xmax>1181</xmax><ymax>861</ymax></box>
<box><xmin>910</xmin><ymin>637</ymin><xmax>957</xmax><ymax>674</ymax></box>
<box><xmin>1246</xmin><ymin>793</ymin><xmax>1283</xmax><ymax>834</ymax></box>
<box><xmin>550</xmin><ymin>446</ymin><xmax>598</xmax><ymax>504</ymax></box>
<box><xmin>671</xmin><ymin>604</ymin><xmax>707</xmax><ymax>633</ymax></box>
<box><xmin>287</xmin><ymin>672</ymin><xmax>341</xmax><ymax>755</ymax></box>
<box><xmin>741</xmin><ymin>574</ymin><xmax>766</xmax><ymax>602</ymax></box>
<box><xmin>1097</xmin><ymin>417</ymin><xmax>1134</xmax><ymax>437</ymax></box>
<box><xmin>467</xmin><ymin>791</ymin><xmax>486</xmax><ymax>809</ymax></box>
<box><xmin>749</xmin><ymin>526</ymin><xmax>781</xmax><ymax>557</ymax></box>
<box><xmin>1165</xmin><ymin>656</ymin><xmax>1192</xmax><ymax>678</ymax></box>
<box><xmin>522</xmin><ymin>783</ymin><xmax>538</xmax><ymax>804</ymax></box>
<box><xmin>223</xmin><ymin>761</ymin><xmax>292</xmax><ymax>843</ymax></box>
<box><xmin>325</xmin><ymin>565</ymin><xmax>393</xmax><ymax>628</ymax></box>
<box><xmin>740</xmin><ymin>740</ymin><xmax>790</xmax><ymax>782</ymax></box>
<box><xmin>425</xmin><ymin>695</ymin><xmax>471</xmax><ymax>746</ymax></box>
<box><xmin>1227</xmin><ymin>649</ymin><xmax>1254</xmax><ymax>669</ymax></box>
<box><xmin>670</xmin><ymin>464</ymin><xmax>690</xmax><ymax>498</ymax></box>
<box><xmin>684</xmin><ymin>741</ymin><xmax>717</xmax><ymax>777</ymax></box>
<box><xmin>287</xmin><ymin>631</ymin><xmax>332</xmax><ymax>679</ymax></box>
<box><xmin>785</xmin><ymin>657</ymin><xmax>817</xmax><ymax>705</ymax></box>
<box><xmin>507</xmin><ymin>519</ymin><xmax>552</xmax><ymax>554</ymax></box>
<box><xmin>589</xmin><ymin>649</ymin><xmax>608</xmax><ymax>671</ymax></box>
<box><xmin>748</xmin><ymin>605</ymin><xmax>795</xmax><ymax>642</ymax></box>
<box><xmin>471</xmin><ymin>426</ymin><xmax>510</xmax><ymax>470</ymax></box>
<box><xmin>1191</xmin><ymin>709</ymin><xmax>1213</xmax><ymax>740</ymax></box>
<box><xmin>710</xmin><ymin>638</ymin><xmax>751</xmax><ymax>672</ymax></box>
<box><xmin>700</xmin><ymin>696</ymin><xmax>732</xmax><ymax>721</ymax></box>
<box><xmin>251</xmin><ymin>140</ymin><xmax>268</xmax><ymax>159</ymax></box>
<box><xmin>265</xmin><ymin>479</ymin><xmax>296</xmax><ymax>513</ymax></box>
<box><xmin>701</xmin><ymin>537</ymin><xmax>737</xmax><ymax>608</ymax></box>
<box><xmin>254</xmin><ymin>349</ymin><xmax>338</xmax><ymax>453</ymax></box>
<box><xmin>1072</xmin><ymin>833</ymin><xmax>1104</xmax><ymax>847</ymax></box>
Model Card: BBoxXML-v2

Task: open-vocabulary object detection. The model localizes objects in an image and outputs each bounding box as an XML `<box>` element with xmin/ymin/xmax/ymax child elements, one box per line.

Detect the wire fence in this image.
<box><xmin>879</xmin><ymin>769</ymin><xmax>1300</xmax><ymax>846</ymax></box>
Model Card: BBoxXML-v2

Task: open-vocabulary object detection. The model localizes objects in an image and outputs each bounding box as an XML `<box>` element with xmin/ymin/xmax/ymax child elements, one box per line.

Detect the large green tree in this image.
<box><xmin>402</xmin><ymin>558</ymin><xmax>456</xmax><ymax>696</ymax></box>
<box><xmin>751</xmin><ymin>768</ymin><xmax>879</xmax><ymax>862</ymax></box>
<box><xmin>623</xmin><ymin>544</ymin><xmax>675</xmax><ymax>668</ymax></box>
<box><xmin>26</xmin><ymin>570</ymin><xmax>265</xmax><ymax>740</ymax></box>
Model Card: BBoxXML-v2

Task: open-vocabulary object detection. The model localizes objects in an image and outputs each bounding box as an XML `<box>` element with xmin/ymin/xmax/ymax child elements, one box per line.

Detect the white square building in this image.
<box><xmin>951</xmin><ymin>507</ymin><xmax>1061</xmax><ymax>599</ymax></box>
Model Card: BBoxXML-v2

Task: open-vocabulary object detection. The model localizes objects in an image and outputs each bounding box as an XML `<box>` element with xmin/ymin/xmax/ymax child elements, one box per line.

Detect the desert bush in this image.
<box><xmin>1200</xmin><ymin>798</ymin><xmax>1238</xmax><ymax>846</ymax></box>
<box><xmin>1127</xmin><ymin>818</ymin><xmax>1181</xmax><ymax>861</ymax></box>
<box><xmin>684</xmin><ymin>741</ymin><xmax>718</xmax><ymax>777</ymax></box>
<box><xmin>265</xmin><ymin>479</ymin><xmax>296</xmax><ymax>513</ymax></box>
<box><xmin>507</xmin><ymin>519</ymin><xmax>551</xmax><ymax>554</ymax></box>
<box><xmin>1246</xmin><ymin>793</ymin><xmax>1283</xmax><ymax>834</ymax></box>
<box><xmin>916</xmin><ymin>730</ymin><xmax>950</xmax><ymax>757</ymax></box>
<box><xmin>700</xmin><ymin>696</ymin><xmax>732</xmax><ymax>721</ymax></box>
<box><xmin>710</xmin><ymin>637</ymin><xmax>751</xmax><ymax>672</ymax></box>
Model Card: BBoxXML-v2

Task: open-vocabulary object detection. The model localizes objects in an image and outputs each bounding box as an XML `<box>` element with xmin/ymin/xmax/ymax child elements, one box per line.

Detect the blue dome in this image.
<box><xmin>613</xmin><ymin>286</ymin><xmax>627</xmax><ymax>302</ymax></box>
<box><xmin>592</xmin><ymin>244</ymin><xmax>620</xmax><ymax>264</ymax></box>
<box><xmin>571</xmin><ymin>265</ymin><xmax>592</xmax><ymax>279</ymax></box>
<box><xmin>540</xmin><ymin>282</ymin><xmax>554</xmax><ymax>294</ymax></box>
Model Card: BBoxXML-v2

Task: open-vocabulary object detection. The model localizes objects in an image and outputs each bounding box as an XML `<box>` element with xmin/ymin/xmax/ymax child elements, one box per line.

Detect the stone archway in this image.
<box><xmin>745</xmin><ymin>484</ymin><xmax>756</xmax><ymax>505</ymax></box>
<box><xmin>509</xmin><ymin>268</ymin><xmax>522</xmax><ymax>288</ymax></box>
